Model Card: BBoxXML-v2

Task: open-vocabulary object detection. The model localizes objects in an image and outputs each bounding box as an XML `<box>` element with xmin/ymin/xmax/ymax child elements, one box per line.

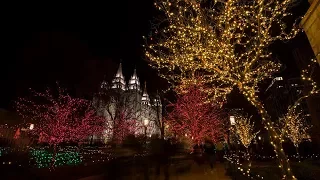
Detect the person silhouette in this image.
<box><xmin>204</xmin><ymin>140</ymin><xmax>216</xmax><ymax>169</ymax></box>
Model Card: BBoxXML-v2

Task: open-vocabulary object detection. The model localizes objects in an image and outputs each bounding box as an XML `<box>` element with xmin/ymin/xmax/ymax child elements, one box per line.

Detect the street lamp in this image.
<box><xmin>229</xmin><ymin>116</ymin><xmax>235</xmax><ymax>126</ymax></box>
<box><xmin>143</xmin><ymin>119</ymin><xmax>149</xmax><ymax>137</ymax></box>
<box><xmin>228</xmin><ymin>115</ymin><xmax>236</xmax><ymax>154</ymax></box>
<box><xmin>229</xmin><ymin>115</ymin><xmax>235</xmax><ymax>143</ymax></box>
<box><xmin>29</xmin><ymin>124</ymin><xmax>34</xmax><ymax>130</ymax></box>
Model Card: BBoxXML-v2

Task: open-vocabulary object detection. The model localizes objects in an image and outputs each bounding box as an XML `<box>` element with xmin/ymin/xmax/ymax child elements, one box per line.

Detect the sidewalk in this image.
<box><xmin>148</xmin><ymin>162</ymin><xmax>231</xmax><ymax>180</ymax></box>
<box><xmin>79</xmin><ymin>155</ymin><xmax>231</xmax><ymax>180</ymax></box>
<box><xmin>79</xmin><ymin>163</ymin><xmax>230</xmax><ymax>180</ymax></box>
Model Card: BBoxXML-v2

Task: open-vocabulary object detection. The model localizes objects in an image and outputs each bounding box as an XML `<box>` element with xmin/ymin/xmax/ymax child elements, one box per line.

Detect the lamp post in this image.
<box><xmin>29</xmin><ymin>124</ymin><xmax>34</xmax><ymax>130</ymax></box>
<box><xmin>229</xmin><ymin>116</ymin><xmax>235</xmax><ymax>126</ymax></box>
<box><xmin>229</xmin><ymin>116</ymin><xmax>236</xmax><ymax>153</ymax></box>
<box><xmin>228</xmin><ymin>115</ymin><xmax>236</xmax><ymax>176</ymax></box>
<box><xmin>258</xmin><ymin>135</ymin><xmax>263</xmax><ymax>156</ymax></box>
<box><xmin>229</xmin><ymin>116</ymin><xmax>235</xmax><ymax>143</ymax></box>
<box><xmin>143</xmin><ymin>119</ymin><xmax>149</xmax><ymax>138</ymax></box>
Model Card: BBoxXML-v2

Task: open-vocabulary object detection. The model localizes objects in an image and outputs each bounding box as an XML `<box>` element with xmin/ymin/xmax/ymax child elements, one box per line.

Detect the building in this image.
<box><xmin>301</xmin><ymin>0</ymin><xmax>320</xmax><ymax>64</ymax></box>
<box><xmin>301</xmin><ymin>0</ymin><xmax>320</xmax><ymax>147</ymax></box>
<box><xmin>93</xmin><ymin>63</ymin><xmax>162</xmax><ymax>142</ymax></box>
<box><xmin>265</xmin><ymin>77</ymin><xmax>312</xmax><ymax>122</ymax></box>
<box><xmin>265</xmin><ymin>77</ymin><xmax>289</xmax><ymax>122</ymax></box>
<box><xmin>287</xmin><ymin>78</ymin><xmax>312</xmax><ymax>122</ymax></box>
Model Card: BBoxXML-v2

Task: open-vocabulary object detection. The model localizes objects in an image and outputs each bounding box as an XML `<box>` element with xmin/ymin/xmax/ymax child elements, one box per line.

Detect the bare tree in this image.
<box><xmin>149</xmin><ymin>92</ymin><xmax>165</xmax><ymax>139</ymax></box>
<box><xmin>232</xmin><ymin>113</ymin><xmax>259</xmax><ymax>165</ymax></box>
<box><xmin>93</xmin><ymin>85</ymin><xmax>159</xmax><ymax>143</ymax></box>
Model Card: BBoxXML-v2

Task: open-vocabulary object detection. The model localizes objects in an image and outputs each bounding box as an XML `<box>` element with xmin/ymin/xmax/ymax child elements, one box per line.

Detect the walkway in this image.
<box><xmin>80</xmin><ymin>161</ymin><xmax>230</xmax><ymax>180</ymax></box>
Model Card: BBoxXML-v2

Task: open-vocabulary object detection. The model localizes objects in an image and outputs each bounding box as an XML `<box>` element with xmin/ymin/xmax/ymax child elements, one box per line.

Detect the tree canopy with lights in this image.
<box><xmin>16</xmin><ymin>85</ymin><xmax>105</xmax><ymax>147</ymax></box>
<box><xmin>279</xmin><ymin>59</ymin><xmax>319</xmax><ymax>160</ymax></box>
<box><xmin>145</xmin><ymin>0</ymin><xmax>302</xmax><ymax>178</ymax></box>
<box><xmin>233</xmin><ymin>114</ymin><xmax>259</xmax><ymax>149</ymax></box>
<box><xmin>111</xmin><ymin>111</ymin><xmax>145</xmax><ymax>144</ymax></box>
<box><xmin>166</xmin><ymin>83</ymin><xmax>225</xmax><ymax>146</ymax></box>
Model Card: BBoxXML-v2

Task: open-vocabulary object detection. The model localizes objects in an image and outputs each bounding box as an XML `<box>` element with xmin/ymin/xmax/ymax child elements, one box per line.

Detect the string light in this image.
<box><xmin>279</xmin><ymin>59</ymin><xmax>319</xmax><ymax>162</ymax></box>
<box><xmin>111</xmin><ymin>114</ymin><xmax>152</xmax><ymax>144</ymax></box>
<box><xmin>15</xmin><ymin>84</ymin><xmax>106</xmax><ymax>148</ymax></box>
<box><xmin>226</xmin><ymin>150</ymin><xmax>319</xmax><ymax>161</ymax></box>
<box><xmin>166</xmin><ymin>83</ymin><xmax>225</xmax><ymax>146</ymax></box>
<box><xmin>0</xmin><ymin>146</ymin><xmax>114</xmax><ymax>168</ymax></box>
<box><xmin>225</xmin><ymin>154</ymin><xmax>264</xmax><ymax>179</ymax></box>
<box><xmin>145</xmin><ymin>1</ymin><xmax>300</xmax><ymax>179</ymax></box>
<box><xmin>30</xmin><ymin>148</ymin><xmax>82</xmax><ymax>168</ymax></box>
<box><xmin>233</xmin><ymin>114</ymin><xmax>259</xmax><ymax>149</ymax></box>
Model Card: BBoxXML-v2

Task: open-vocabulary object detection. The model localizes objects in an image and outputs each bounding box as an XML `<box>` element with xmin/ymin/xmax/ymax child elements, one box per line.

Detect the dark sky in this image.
<box><xmin>1</xmin><ymin>1</ymin><xmax>168</xmax><ymax>109</ymax></box>
<box><xmin>1</xmin><ymin>1</ymin><xmax>313</xmax><ymax>110</ymax></box>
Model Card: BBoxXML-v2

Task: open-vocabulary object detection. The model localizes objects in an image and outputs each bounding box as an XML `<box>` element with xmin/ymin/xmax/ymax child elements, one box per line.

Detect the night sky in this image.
<box><xmin>1</xmin><ymin>1</ymin><xmax>168</xmax><ymax>109</ymax></box>
<box><xmin>1</xmin><ymin>1</ymin><xmax>313</xmax><ymax>110</ymax></box>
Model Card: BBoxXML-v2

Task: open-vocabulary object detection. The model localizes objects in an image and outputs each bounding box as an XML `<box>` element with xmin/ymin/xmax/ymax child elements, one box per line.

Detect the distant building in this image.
<box><xmin>265</xmin><ymin>77</ymin><xmax>289</xmax><ymax>122</ymax></box>
<box><xmin>287</xmin><ymin>78</ymin><xmax>311</xmax><ymax>122</ymax></box>
<box><xmin>93</xmin><ymin>63</ymin><xmax>162</xmax><ymax>142</ymax></box>
<box><xmin>265</xmin><ymin>77</ymin><xmax>311</xmax><ymax>122</ymax></box>
<box><xmin>0</xmin><ymin>109</ymin><xmax>33</xmax><ymax>146</ymax></box>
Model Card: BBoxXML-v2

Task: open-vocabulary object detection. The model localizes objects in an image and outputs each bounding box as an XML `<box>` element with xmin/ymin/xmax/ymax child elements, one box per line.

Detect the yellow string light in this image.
<box><xmin>233</xmin><ymin>114</ymin><xmax>259</xmax><ymax>149</ymax></box>
<box><xmin>145</xmin><ymin>1</ymin><xmax>301</xmax><ymax>179</ymax></box>
<box><xmin>279</xmin><ymin>59</ymin><xmax>319</xmax><ymax>162</ymax></box>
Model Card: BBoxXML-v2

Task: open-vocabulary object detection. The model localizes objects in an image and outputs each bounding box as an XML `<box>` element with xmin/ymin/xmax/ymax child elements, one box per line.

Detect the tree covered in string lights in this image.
<box><xmin>280</xmin><ymin>59</ymin><xmax>319</xmax><ymax>161</ymax></box>
<box><xmin>280</xmin><ymin>107</ymin><xmax>310</xmax><ymax>162</ymax></box>
<box><xmin>234</xmin><ymin>114</ymin><xmax>259</xmax><ymax>149</ymax></box>
<box><xmin>232</xmin><ymin>113</ymin><xmax>259</xmax><ymax>165</ymax></box>
<box><xmin>16</xmin><ymin>84</ymin><xmax>105</xmax><ymax>148</ymax></box>
<box><xmin>280</xmin><ymin>108</ymin><xmax>311</xmax><ymax>147</ymax></box>
<box><xmin>111</xmin><ymin>111</ymin><xmax>145</xmax><ymax>144</ymax></box>
<box><xmin>166</xmin><ymin>82</ymin><xmax>225</xmax><ymax>147</ymax></box>
<box><xmin>145</xmin><ymin>0</ymin><xmax>301</xmax><ymax>178</ymax></box>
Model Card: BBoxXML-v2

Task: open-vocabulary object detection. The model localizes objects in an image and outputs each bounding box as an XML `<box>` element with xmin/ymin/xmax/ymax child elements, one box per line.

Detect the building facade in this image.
<box><xmin>301</xmin><ymin>0</ymin><xmax>320</xmax><ymax>147</ymax></box>
<box><xmin>265</xmin><ymin>77</ymin><xmax>289</xmax><ymax>122</ymax></box>
<box><xmin>93</xmin><ymin>63</ymin><xmax>162</xmax><ymax>142</ymax></box>
<box><xmin>301</xmin><ymin>0</ymin><xmax>320</xmax><ymax>64</ymax></box>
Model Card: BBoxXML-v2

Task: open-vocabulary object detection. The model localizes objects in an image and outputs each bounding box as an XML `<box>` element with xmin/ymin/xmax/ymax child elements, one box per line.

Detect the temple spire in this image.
<box><xmin>115</xmin><ymin>63</ymin><xmax>124</xmax><ymax>78</ymax></box>
<box><xmin>112</xmin><ymin>62</ymin><xmax>126</xmax><ymax>90</ymax></box>
<box><xmin>153</xmin><ymin>90</ymin><xmax>162</xmax><ymax>106</ymax></box>
<box><xmin>128</xmin><ymin>68</ymin><xmax>140</xmax><ymax>91</ymax></box>
<box><xmin>133</xmin><ymin>68</ymin><xmax>137</xmax><ymax>77</ymax></box>
<box><xmin>142</xmin><ymin>81</ymin><xmax>150</xmax><ymax>106</ymax></box>
<box><xmin>143</xmin><ymin>81</ymin><xmax>147</xmax><ymax>93</ymax></box>
<box><xmin>100</xmin><ymin>75</ymin><xmax>108</xmax><ymax>90</ymax></box>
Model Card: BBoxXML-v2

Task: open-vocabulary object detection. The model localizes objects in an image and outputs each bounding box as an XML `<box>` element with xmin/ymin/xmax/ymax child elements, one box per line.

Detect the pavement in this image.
<box><xmin>144</xmin><ymin>162</ymin><xmax>231</xmax><ymax>180</ymax></box>
<box><xmin>79</xmin><ymin>161</ymin><xmax>231</xmax><ymax>180</ymax></box>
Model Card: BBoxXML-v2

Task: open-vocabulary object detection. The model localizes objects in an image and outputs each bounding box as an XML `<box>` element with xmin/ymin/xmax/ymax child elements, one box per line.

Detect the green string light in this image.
<box><xmin>29</xmin><ymin>149</ymin><xmax>82</xmax><ymax>168</ymax></box>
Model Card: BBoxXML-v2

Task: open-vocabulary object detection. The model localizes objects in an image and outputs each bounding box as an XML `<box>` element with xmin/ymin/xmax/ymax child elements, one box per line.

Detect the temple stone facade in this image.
<box><xmin>93</xmin><ymin>63</ymin><xmax>162</xmax><ymax>142</ymax></box>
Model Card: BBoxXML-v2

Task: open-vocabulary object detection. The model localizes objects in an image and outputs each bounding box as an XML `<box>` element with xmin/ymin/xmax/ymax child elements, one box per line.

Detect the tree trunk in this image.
<box><xmin>246</xmin><ymin>148</ymin><xmax>251</xmax><ymax>168</ymax></box>
<box><xmin>90</xmin><ymin>135</ymin><xmax>93</xmax><ymax>145</ymax></box>
<box><xmin>242</xmin><ymin>90</ymin><xmax>295</xmax><ymax>180</ymax></box>
<box><xmin>295</xmin><ymin>145</ymin><xmax>301</xmax><ymax>162</ymax></box>
<box><xmin>160</xmin><ymin>126</ymin><xmax>165</xmax><ymax>140</ymax></box>
<box><xmin>51</xmin><ymin>144</ymin><xmax>57</xmax><ymax>169</ymax></box>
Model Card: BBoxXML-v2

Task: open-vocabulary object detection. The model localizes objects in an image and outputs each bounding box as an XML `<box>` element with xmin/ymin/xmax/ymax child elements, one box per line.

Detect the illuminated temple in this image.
<box><xmin>93</xmin><ymin>63</ymin><xmax>162</xmax><ymax>142</ymax></box>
